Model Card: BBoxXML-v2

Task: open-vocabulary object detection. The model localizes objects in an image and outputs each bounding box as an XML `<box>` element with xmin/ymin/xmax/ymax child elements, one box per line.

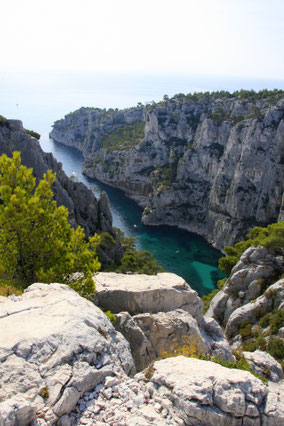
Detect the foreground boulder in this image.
<box><xmin>69</xmin><ymin>356</ymin><xmax>284</xmax><ymax>425</ymax></box>
<box><xmin>0</xmin><ymin>283</ymin><xmax>134</xmax><ymax>425</ymax></box>
<box><xmin>95</xmin><ymin>272</ymin><xmax>203</xmax><ymax>321</ymax></box>
<box><xmin>146</xmin><ymin>356</ymin><xmax>284</xmax><ymax>426</ymax></box>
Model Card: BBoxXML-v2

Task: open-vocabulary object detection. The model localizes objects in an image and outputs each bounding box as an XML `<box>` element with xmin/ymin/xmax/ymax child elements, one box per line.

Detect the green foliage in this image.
<box><xmin>40</xmin><ymin>386</ymin><xmax>49</xmax><ymax>399</ymax></box>
<box><xmin>0</xmin><ymin>115</ymin><xmax>6</xmax><ymax>126</ymax></box>
<box><xmin>99</xmin><ymin>232</ymin><xmax>116</xmax><ymax>251</ymax></box>
<box><xmin>151</xmin><ymin>166</ymin><xmax>176</xmax><ymax>191</ymax></box>
<box><xmin>217</xmin><ymin>277</ymin><xmax>227</xmax><ymax>289</ymax></box>
<box><xmin>267</xmin><ymin>336</ymin><xmax>284</xmax><ymax>359</ymax></box>
<box><xmin>25</xmin><ymin>128</ymin><xmax>41</xmax><ymax>140</ymax></box>
<box><xmin>0</xmin><ymin>152</ymin><xmax>100</xmax><ymax>299</ymax></box>
<box><xmin>0</xmin><ymin>281</ymin><xmax>22</xmax><ymax>296</ymax></box>
<box><xmin>157</xmin><ymin>334</ymin><xmax>267</xmax><ymax>384</ymax></box>
<box><xmin>201</xmin><ymin>289</ymin><xmax>219</xmax><ymax>314</ymax></box>
<box><xmin>112</xmin><ymin>228</ymin><xmax>164</xmax><ymax>275</ymax></box>
<box><xmin>239</xmin><ymin>321</ymin><xmax>253</xmax><ymax>338</ymax></box>
<box><xmin>201</xmin><ymin>278</ymin><xmax>228</xmax><ymax>314</ymax></box>
<box><xmin>239</xmin><ymin>308</ymin><xmax>284</xmax><ymax>363</ymax></box>
<box><xmin>259</xmin><ymin>309</ymin><xmax>284</xmax><ymax>335</ymax></box>
<box><xmin>103</xmin><ymin>310</ymin><xmax>116</xmax><ymax>325</ymax></box>
<box><xmin>101</xmin><ymin>121</ymin><xmax>144</xmax><ymax>152</ymax></box>
<box><xmin>211</xmin><ymin>107</ymin><xmax>229</xmax><ymax>124</ymax></box>
<box><xmin>116</xmin><ymin>248</ymin><xmax>164</xmax><ymax>275</ymax></box>
<box><xmin>249</xmin><ymin>106</ymin><xmax>263</xmax><ymax>120</ymax></box>
<box><xmin>218</xmin><ymin>222</ymin><xmax>284</xmax><ymax>275</ymax></box>
<box><xmin>114</xmin><ymin>227</ymin><xmax>136</xmax><ymax>251</ymax></box>
<box><xmin>204</xmin><ymin>353</ymin><xmax>268</xmax><ymax>384</ymax></box>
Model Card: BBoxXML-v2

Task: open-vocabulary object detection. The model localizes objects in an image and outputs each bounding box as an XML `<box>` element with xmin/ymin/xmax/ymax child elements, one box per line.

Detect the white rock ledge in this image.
<box><xmin>94</xmin><ymin>272</ymin><xmax>203</xmax><ymax>321</ymax></box>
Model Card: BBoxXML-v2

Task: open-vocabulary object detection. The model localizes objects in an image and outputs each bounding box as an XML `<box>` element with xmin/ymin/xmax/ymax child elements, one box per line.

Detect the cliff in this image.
<box><xmin>0</xmin><ymin>118</ymin><xmax>122</xmax><ymax>264</ymax></box>
<box><xmin>50</xmin><ymin>90</ymin><xmax>284</xmax><ymax>249</ymax></box>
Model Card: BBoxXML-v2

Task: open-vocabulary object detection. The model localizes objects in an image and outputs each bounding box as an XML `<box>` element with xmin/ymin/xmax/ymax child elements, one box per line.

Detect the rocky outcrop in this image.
<box><xmin>206</xmin><ymin>246</ymin><xmax>284</xmax><ymax>383</ymax></box>
<box><xmin>50</xmin><ymin>92</ymin><xmax>284</xmax><ymax>249</ymax></box>
<box><xmin>0</xmin><ymin>118</ymin><xmax>122</xmax><ymax>264</ymax></box>
<box><xmin>95</xmin><ymin>272</ymin><xmax>203</xmax><ymax>320</ymax></box>
<box><xmin>94</xmin><ymin>272</ymin><xmax>234</xmax><ymax>371</ymax></box>
<box><xmin>146</xmin><ymin>356</ymin><xmax>284</xmax><ymax>426</ymax></box>
<box><xmin>1</xmin><ymin>280</ymin><xmax>283</xmax><ymax>425</ymax></box>
<box><xmin>0</xmin><ymin>283</ymin><xmax>134</xmax><ymax>425</ymax></box>
<box><xmin>243</xmin><ymin>350</ymin><xmax>283</xmax><ymax>383</ymax></box>
<box><xmin>115</xmin><ymin>309</ymin><xmax>234</xmax><ymax>371</ymax></box>
<box><xmin>206</xmin><ymin>246</ymin><xmax>284</xmax><ymax>329</ymax></box>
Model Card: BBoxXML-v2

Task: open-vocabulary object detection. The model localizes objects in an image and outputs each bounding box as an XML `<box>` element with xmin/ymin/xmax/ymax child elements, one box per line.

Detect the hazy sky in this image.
<box><xmin>1</xmin><ymin>0</ymin><xmax>283</xmax><ymax>79</ymax></box>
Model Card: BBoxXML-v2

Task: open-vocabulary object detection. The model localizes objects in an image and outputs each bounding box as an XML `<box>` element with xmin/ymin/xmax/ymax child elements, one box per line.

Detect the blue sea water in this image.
<box><xmin>1</xmin><ymin>71</ymin><xmax>283</xmax><ymax>294</ymax></box>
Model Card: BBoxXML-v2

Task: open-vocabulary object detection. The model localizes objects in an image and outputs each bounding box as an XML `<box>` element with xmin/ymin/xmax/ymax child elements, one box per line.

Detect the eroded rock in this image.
<box><xmin>145</xmin><ymin>356</ymin><xmax>284</xmax><ymax>426</ymax></box>
<box><xmin>0</xmin><ymin>283</ymin><xmax>134</xmax><ymax>425</ymax></box>
<box><xmin>116</xmin><ymin>309</ymin><xmax>234</xmax><ymax>371</ymax></box>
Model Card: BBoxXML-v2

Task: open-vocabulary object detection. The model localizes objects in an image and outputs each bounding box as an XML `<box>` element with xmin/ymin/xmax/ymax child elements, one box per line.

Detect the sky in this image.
<box><xmin>1</xmin><ymin>0</ymin><xmax>283</xmax><ymax>79</ymax></box>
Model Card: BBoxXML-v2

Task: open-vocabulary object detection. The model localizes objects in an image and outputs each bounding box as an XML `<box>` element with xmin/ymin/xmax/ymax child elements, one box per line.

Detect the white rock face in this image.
<box><xmin>95</xmin><ymin>272</ymin><xmax>203</xmax><ymax>321</ymax></box>
<box><xmin>147</xmin><ymin>356</ymin><xmax>284</xmax><ymax>426</ymax></box>
<box><xmin>0</xmin><ymin>283</ymin><xmax>134</xmax><ymax>425</ymax></box>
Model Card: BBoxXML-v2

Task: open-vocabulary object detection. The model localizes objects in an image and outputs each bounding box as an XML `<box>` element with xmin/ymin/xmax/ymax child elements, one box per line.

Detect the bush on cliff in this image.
<box><xmin>219</xmin><ymin>222</ymin><xmax>284</xmax><ymax>275</ymax></box>
<box><xmin>0</xmin><ymin>152</ymin><xmax>100</xmax><ymax>299</ymax></box>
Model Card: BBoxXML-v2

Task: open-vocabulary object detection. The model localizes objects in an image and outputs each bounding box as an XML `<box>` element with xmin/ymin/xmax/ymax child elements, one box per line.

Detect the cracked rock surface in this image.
<box><xmin>95</xmin><ymin>272</ymin><xmax>203</xmax><ymax>320</ymax></box>
<box><xmin>35</xmin><ymin>356</ymin><xmax>284</xmax><ymax>426</ymax></box>
<box><xmin>0</xmin><ymin>283</ymin><xmax>134</xmax><ymax>425</ymax></box>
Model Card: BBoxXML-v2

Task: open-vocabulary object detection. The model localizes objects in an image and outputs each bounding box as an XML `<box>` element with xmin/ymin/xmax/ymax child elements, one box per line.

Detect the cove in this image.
<box><xmin>40</xmin><ymin>134</ymin><xmax>225</xmax><ymax>296</ymax></box>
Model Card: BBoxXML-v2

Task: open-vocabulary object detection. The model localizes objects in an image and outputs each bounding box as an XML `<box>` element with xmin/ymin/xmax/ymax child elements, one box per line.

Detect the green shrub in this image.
<box><xmin>259</xmin><ymin>310</ymin><xmax>284</xmax><ymax>335</ymax></box>
<box><xmin>219</xmin><ymin>222</ymin><xmax>284</xmax><ymax>275</ymax></box>
<box><xmin>201</xmin><ymin>289</ymin><xmax>219</xmax><ymax>314</ymax></box>
<box><xmin>267</xmin><ymin>336</ymin><xmax>284</xmax><ymax>359</ymax></box>
<box><xmin>25</xmin><ymin>129</ymin><xmax>41</xmax><ymax>140</ymax></box>
<box><xmin>239</xmin><ymin>322</ymin><xmax>253</xmax><ymax>338</ymax></box>
<box><xmin>116</xmin><ymin>249</ymin><xmax>164</xmax><ymax>275</ymax></box>
<box><xmin>0</xmin><ymin>152</ymin><xmax>100</xmax><ymax>299</ymax></box>
<box><xmin>101</xmin><ymin>121</ymin><xmax>144</xmax><ymax>152</ymax></box>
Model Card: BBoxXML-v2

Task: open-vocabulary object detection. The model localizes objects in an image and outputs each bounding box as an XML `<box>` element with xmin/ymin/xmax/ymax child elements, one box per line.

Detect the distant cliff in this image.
<box><xmin>50</xmin><ymin>90</ymin><xmax>284</xmax><ymax>249</ymax></box>
<box><xmin>0</xmin><ymin>118</ymin><xmax>122</xmax><ymax>264</ymax></box>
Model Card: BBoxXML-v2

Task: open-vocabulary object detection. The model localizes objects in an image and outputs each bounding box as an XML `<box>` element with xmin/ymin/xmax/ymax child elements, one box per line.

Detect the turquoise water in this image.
<box><xmin>40</xmin><ymin>135</ymin><xmax>225</xmax><ymax>296</ymax></box>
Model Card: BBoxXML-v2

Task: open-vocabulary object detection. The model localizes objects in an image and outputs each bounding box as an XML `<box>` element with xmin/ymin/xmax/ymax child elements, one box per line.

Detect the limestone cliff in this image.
<box><xmin>50</xmin><ymin>91</ymin><xmax>284</xmax><ymax>249</ymax></box>
<box><xmin>0</xmin><ymin>118</ymin><xmax>122</xmax><ymax>264</ymax></box>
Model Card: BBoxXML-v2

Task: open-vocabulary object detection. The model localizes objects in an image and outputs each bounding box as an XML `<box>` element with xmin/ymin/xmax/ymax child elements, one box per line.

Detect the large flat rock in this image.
<box><xmin>0</xmin><ymin>283</ymin><xmax>134</xmax><ymax>425</ymax></box>
<box><xmin>95</xmin><ymin>272</ymin><xmax>203</xmax><ymax>321</ymax></box>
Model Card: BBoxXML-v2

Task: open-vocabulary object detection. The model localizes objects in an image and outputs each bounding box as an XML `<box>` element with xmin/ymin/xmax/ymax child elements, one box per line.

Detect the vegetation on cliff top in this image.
<box><xmin>101</xmin><ymin>121</ymin><xmax>144</xmax><ymax>152</ymax></box>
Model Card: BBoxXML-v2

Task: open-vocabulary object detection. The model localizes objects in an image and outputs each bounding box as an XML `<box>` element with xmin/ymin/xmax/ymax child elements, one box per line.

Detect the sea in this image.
<box><xmin>1</xmin><ymin>70</ymin><xmax>283</xmax><ymax>295</ymax></box>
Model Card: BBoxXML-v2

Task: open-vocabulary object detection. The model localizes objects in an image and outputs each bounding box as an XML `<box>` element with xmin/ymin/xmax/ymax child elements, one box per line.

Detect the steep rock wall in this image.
<box><xmin>50</xmin><ymin>92</ymin><xmax>284</xmax><ymax>249</ymax></box>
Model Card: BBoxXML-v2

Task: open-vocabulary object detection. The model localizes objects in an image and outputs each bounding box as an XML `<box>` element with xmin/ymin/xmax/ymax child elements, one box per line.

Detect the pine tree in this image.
<box><xmin>0</xmin><ymin>152</ymin><xmax>100</xmax><ymax>298</ymax></box>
